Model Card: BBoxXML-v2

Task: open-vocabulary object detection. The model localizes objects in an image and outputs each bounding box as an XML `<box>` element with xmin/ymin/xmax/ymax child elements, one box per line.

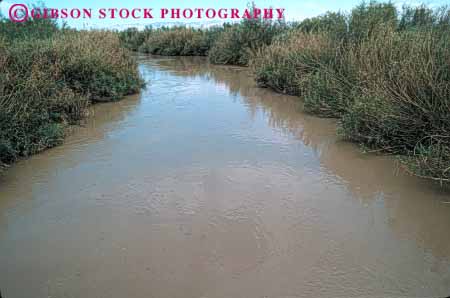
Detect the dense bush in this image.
<box><xmin>208</xmin><ymin>25</ymin><xmax>246</xmax><ymax>65</ymax></box>
<box><xmin>295</xmin><ymin>12</ymin><xmax>348</xmax><ymax>41</ymax></box>
<box><xmin>0</xmin><ymin>17</ymin><xmax>59</xmax><ymax>40</ymax></box>
<box><xmin>138</xmin><ymin>27</ymin><xmax>223</xmax><ymax>56</ymax></box>
<box><xmin>209</xmin><ymin>19</ymin><xmax>286</xmax><ymax>66</ymax></box>
<box><xmin>0</xmin><ymin>20</ymin><xmax>142</xmax><ymax>168</ymax></box>
<box><xmin>119</xmin><ymin>27</ymin><xmax>153</xmax><ymax>51</ymax></box>
<box><xmin>348</xmin><ymin>1</ymin><xmax>398</xmax><ymax>41</ymax></box>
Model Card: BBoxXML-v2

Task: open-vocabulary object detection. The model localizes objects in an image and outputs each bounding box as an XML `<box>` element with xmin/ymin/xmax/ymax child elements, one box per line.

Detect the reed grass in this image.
<box><xmin>250</xmin><ymin>2</ymin><xmax>450</xmax><ymax>183</ymax></box>
<box><xmin>0</xmin><ymin>19</ymin><xmax>143</xmax><ymax>169</ymax></box>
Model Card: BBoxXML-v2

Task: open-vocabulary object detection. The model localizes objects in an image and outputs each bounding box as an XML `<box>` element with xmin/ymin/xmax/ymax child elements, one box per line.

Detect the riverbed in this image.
<box><xmin>1</xmin><ymin>56</ymin><xmax>449</xmax><ymax>298</ymax></box>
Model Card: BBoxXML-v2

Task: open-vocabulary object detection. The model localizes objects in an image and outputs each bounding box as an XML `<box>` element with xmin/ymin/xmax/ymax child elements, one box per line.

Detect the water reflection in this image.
<box><xmin>147</xmin><ymin>55</ymin><xmax>450</xmax><ymax>259</ymax></box>
<box><xmin>0</xmin><ymin>55</ymin><xmax>449</xmax><ymax>298</ymax></box>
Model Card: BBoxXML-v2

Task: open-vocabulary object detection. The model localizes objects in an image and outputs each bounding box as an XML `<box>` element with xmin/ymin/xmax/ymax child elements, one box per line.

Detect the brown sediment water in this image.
<box><xmin>0</xmin><ymin>56</ymin><xmax>449</xmax><ymax>298</ymax></box>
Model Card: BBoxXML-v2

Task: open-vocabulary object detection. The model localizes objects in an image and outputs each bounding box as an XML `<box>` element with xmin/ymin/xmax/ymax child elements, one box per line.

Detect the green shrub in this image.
<box><xmin>209</xmin><ymin>18</ymin><xmax>286</xmax><ymax>66</ymax></box>
<box><xmin>296</xmin><ymin>12</ymin><xmax>348</xmax><ymax>41</ymax></box>
<box><xmin>119</xmin><ymin>27</ymin><xmax>153</xmax><ymax>51</ymax></box>
<box><xmin>208</xmin><ymin>25</ymin><xmax>247</xmax><ymax>65</ymax></box>
<box><xmin>207</xmin><ymin>24</ymin><xmax>248</xmax><ymax>66</ymax></box>
<box><xmin>399</xmin><ymin>5</ymin><xmax>450</xmax><ymax>32</ymax></box>
<box><xmin>348</xmin><ymin>1</ymin><xmax>397</xmax><ymax>41</ymax></box>
<box><xmin>139</xmin><ymin>27</ymin><xmax>220</xmax><ymax>56</ymax></box>
<box><xmin>0</xmin><ymin>18</ymin><xmax>58</xmax><ymax>41</ymax></box>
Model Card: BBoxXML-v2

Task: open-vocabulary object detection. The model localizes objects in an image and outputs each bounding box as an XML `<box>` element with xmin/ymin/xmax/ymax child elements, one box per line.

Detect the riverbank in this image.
<box><xmin>0</xmin><ymin>19</ymin><xmax>143</xmax><ymax>171</ymax></box>
<box><xmin>121</xmin><ymin>2</ymin><xmax>450</xmax><ymax>184</ymax></box>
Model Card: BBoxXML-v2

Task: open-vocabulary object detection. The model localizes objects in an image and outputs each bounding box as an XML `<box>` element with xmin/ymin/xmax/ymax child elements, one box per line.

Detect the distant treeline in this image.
<box><xmin>0</xmin><ymin>18</ymin><xmax>143</xmax><ymax>170</ymax></box>
<box><xmin>118</xmin><ymin>18</ymin><xmax>287</xmax><ymax>66</ymax></box>
<box><xmin>121</xmin><ymin>2</ymin><xmax>450</xmax><ymax>184</ymax></box>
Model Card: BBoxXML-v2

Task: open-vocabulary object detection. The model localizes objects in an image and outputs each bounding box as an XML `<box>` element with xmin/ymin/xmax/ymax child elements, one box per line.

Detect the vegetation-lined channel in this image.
<box><xmin>0</xmin><ymin>56</ymin><xmax>449</xmax><ymax>298</ymax></box>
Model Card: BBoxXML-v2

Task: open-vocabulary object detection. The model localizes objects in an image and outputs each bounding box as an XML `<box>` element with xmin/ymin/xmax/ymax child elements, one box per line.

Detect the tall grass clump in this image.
<box><xmin>0</xmin><ymin>19</ymin><xmax>142</xmax><ymax>169</ymax></box>
<box><xmin>55</xmin><ymin>31</ymin><xmax>142</xmax><ymax>101</ymax></box>
<box><xmin>251</xmin><ymin>31</ymin><xmax>333</xmax><ymax>95</ymax></box>
<box><xmin>340</xmin><ymin>27</ymin><xmax>450</xmax><ymax>182</ymax></box>
<box><xmin>249</xmin><ymin>11</ymin><xmax>351</xmax><ymax>115</ymax></box>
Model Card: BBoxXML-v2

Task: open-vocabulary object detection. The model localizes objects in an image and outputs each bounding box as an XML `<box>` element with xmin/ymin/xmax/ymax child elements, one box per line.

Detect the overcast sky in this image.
<box><xmin>1</xmin><ymin>0</ymin><xmax>448</xmax><ymax>29</ymax></box>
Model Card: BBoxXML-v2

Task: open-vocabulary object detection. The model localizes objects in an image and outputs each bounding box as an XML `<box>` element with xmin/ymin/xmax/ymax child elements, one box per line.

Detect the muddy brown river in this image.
<box><xmin>1</xmin><ymin>56</ymin><xmax>450</xmax><ymax>298</ymax></box>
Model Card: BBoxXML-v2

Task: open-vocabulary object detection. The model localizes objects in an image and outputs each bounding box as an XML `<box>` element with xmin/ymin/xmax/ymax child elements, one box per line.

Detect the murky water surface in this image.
<box><xmin>1</xmin><ymin>56</ymin><xmax>450</xmax><ymax>298</ymax></box>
